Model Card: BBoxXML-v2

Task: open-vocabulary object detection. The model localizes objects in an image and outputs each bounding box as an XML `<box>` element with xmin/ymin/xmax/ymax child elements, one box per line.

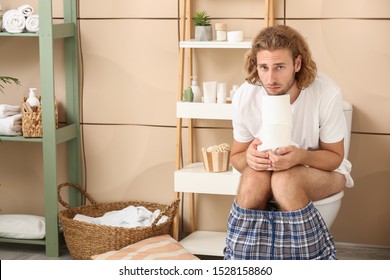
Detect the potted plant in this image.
<box><xmin>0</xmin><ymin>76</ymin><xmax>21</xmax><ymax>94</ymax></box>
<box><xmin>194</xmin><ymin>11</ymin><xmax>212</xmax><ymax>41</ymax></box>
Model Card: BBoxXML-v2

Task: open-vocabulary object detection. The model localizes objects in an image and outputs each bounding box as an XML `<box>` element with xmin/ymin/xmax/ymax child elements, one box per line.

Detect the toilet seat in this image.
<box><xmin>313</xmin><ymin>191</ymin><xmax>344</xmax><ymax>206</ymax></box>
<box><xmin>312</xmin><ymin>191</ymin><xmax>344</xmax><ymax>228</ymax></box>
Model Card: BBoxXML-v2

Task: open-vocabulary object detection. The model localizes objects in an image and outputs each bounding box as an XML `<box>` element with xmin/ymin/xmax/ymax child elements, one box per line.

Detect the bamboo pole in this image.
<box><xmin>173</xmin><ymin>0</ymin><xmax>187</xmax><ymax>241</ymax></box>
<box><xmin>187</xmin><ymin>0</ymin><xmax>196</xmax><ymax>235</ymax></box>
<box><xmin>264</xmin><ymin>0</ymin><xmax>275</xmax><ymax>27</ymax></box>
<box><xmin>269</xmin><ymin>0</ymin><xmax>274</xmax><ymax>27</ymax></box>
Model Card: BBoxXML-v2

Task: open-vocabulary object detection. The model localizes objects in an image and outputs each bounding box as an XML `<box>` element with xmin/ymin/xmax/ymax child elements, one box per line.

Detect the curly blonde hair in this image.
<box><xmin>245</xmin><ymin>25</ymin><xmax>317</xmax><ymax>89</ymax></box>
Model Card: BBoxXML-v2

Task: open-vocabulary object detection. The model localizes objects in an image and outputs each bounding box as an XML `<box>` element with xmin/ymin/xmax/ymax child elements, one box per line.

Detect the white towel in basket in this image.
<box><xmin>74</xmin><ymin>205</ymin><xmax>168</xmax><ymax>228</ymax></box>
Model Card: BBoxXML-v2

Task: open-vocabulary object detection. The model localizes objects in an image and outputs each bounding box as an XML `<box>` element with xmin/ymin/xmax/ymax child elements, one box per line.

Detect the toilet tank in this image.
<box><xmin>343</xmin><ymin>101</ymin><xmax>353</xmax><ymax>159</ymax></box>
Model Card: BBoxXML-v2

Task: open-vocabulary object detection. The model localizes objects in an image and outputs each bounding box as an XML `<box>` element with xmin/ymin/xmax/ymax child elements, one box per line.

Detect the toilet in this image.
<box><xmin>313</xmin><ymin>100</ymin><xmax>353</xmax><ymax>228</ymax></box>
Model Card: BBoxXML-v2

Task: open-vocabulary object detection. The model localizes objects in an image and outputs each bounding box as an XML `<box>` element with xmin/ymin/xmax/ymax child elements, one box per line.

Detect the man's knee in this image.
<box><xmin>271</xmin><ymin>169</ymin><xmax>309</xmax><ymax>211</ymax></box>
<box><xmin>271</xmin><ymin>170</ymin><xmax>292</xmax><ymax>192</ymax></box>
<box><xmin>236</xmin><ymin>167</ymin><xmax>272</xmax><ymax>209</ymax></box>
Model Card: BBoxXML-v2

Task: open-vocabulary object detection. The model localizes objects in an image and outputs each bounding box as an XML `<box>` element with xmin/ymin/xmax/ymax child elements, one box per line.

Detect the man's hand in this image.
<box><xmin>246</xmin><ymin>138</ymin><xmax>272</xmax><ymax>171</ymax></box>
<box><xmin>267</xmin><ymin>145</ymin><xmax>302</xmax><ymax>171</ymax></box>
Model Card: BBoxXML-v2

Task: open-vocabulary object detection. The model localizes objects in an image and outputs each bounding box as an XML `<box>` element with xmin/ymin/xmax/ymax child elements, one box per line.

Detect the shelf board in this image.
<box><xmin>0</xmin><ymin>237</ymin><xmax>46</xmax><ymax>245</ymax></box>
<box><xmin>180</xmin><ymin>39</ymin><xmax>252</xmax><ymax>49</ymax></box>
<box><xmin>0</xmin><ymin>124</ymin><xmax>78</xmax><ymax>143</ymax></box>
<box><xmin>53</xmin><ymin>23</ymin><xmax>75</xmax><ymax>39</ymax></box>
<box><xmin>180</xmin><ymin>231</ymin><xmax>226</xmax><ymax>257</ymax></box>
<box><xmin>176</xmin><ymin>101</ymin><xmax>233</xmax><ymax>120</ymax></box>
<box><xmin>0</xmin><ymin>23</ymin><xmax>75</xmax><ymax>39</ymax></box>
<box><xmin>0</xmin><ymin>135</ymin><xmax>43</xmax><ymax>142</ymax></box>
<box><xmin>56</xmin><ymin>123</ymin><xmax>78</xmax><ymax>144</ymax></box>
<box><xmin>174</xmin><ymin>162</ymin><xmax>240</xmax><ymax>195</ymax></box>
<box><xmin>0</xmin><ymin>32</ymin><xmax>39</xmax><ymax>37</ymax></box>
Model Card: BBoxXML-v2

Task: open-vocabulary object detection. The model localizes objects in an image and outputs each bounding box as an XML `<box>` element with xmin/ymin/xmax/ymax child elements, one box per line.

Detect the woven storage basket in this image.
<box><xmin>58</xmin><ymin>182</ymin><xmax>180</xmax><ymax>260</ymax></box>
<box><xmin>22</xmin><ymin>96</ymin><xmax>58</xmax><ymax>138</ymax></box>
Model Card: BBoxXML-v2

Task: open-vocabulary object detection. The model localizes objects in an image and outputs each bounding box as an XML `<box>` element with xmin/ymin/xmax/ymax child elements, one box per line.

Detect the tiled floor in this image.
<box><xmin>1</xmin><ymin>242</ymin><xmax>390</xmax><ymax>260</ymax></box>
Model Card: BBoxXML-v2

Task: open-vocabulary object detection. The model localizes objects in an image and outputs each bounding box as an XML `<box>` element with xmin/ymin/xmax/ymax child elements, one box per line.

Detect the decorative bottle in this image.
<box><xmin>191</xmin><ymin>76</ymin><xmax>202</xmax><ymax>102</ymax></box>
<box><xmin>26</xmin><ymin>88</ymin><xmax>40</xmax><ymax>107</ymax></box>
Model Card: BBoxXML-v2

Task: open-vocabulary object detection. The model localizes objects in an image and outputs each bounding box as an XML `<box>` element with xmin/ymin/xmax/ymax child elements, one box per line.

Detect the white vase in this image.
<box><xmin>195</xmin><ymin>26</ymin><xmax>212</xmax><ymax>41</ymax></box>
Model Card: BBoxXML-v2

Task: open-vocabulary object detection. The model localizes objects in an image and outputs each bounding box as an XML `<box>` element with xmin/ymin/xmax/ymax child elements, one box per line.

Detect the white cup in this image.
<box><xmin>217</xmin><ymin>82</ymin><xmax>227</xmax><ymax>104</ymax></box>
<box><xmin>203</xmin><ymin>81</ymin><xmax>217</xmax><ymax>103</ymax></box>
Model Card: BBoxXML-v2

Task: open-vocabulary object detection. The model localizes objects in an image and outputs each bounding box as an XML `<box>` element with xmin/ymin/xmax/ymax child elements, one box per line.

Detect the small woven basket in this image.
<box><xmin>22</xmin><ymin>96</ymin><xmax>58</xmax><ymax>138</ymax></box>
<box><xmin>58</xmin><ymin>182</ymin><xmax>180</xmax><ymax>260</ymax></box>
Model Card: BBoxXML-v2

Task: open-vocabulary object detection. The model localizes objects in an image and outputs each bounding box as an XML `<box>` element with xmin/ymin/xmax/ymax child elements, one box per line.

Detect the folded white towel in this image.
<box><xmin>25</xmin><ymin>14</ymin><xmax>39</xmax><ymax>32</ymax></box>
<box><xmin>2</xmin><ymin>9</ymin><xmax>25</xmax><ymax>33</ymax></box>
<box><xmin>17</xmin><ymin>4</ymin><xmax>34</xmax><ymax>18</ymax></box>
<box><xmin>0</xmin><ymin>113</ymin><xmax>22</xmax><ymax>136</ymax></box>
<box><xmin>0</xmin><ymin>104</ymin><xmax>21</xmax><ymax>119</ymax></box>
<box><xmin>74</xmin><ymin>205</ymin><xmax>168</xmax><ymax>228</ymax></box>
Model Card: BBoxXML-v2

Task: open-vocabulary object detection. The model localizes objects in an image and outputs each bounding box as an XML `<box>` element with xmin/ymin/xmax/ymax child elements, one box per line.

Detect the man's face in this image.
<box><xmin>256</xmin><ymin>49</ymin><xmax>301</xmax><ymax>96</ymax></box>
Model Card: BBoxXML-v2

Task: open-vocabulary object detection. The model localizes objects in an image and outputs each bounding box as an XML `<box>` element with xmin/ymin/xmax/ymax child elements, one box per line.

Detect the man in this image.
<box><xmin>224</xmin><ymin>25</ymin><xmax>354</xmax><ymax>260</ymax></box>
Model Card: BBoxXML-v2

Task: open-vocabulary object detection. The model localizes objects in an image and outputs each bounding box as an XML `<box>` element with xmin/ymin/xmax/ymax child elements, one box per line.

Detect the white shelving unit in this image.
<box><xmin>175</xmin><ymin>102</ymin><xmax>239</xmax><ymax>256</ymax></box>
<box><xmin>175</xmin><ymin>158</ymin><xmax>240</xmax><ymax>197</ymax></box>
<box><xmin>176</xmin><ymin>101</ymin><xmax>233</xmax><ymax>120</ymax></box>
<box><xmin>174</xmin><ymin>0</ymin><xmax>274</xmax><ymax>257</ymax></box>
<box><xmin>179</xmin><ymin>231</ymin><xmax>228</xmax><ymax>256</ymax></box>
<box><xmin>179</xmin><ymin>39</ymin><xmax>252</xmax><ymax>49</ymax></box>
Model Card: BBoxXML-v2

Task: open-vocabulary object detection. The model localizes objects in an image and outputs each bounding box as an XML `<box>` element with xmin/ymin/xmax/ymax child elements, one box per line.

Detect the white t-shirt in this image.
<box><xmin>232</xmin><ymin>73</ymin><xmax>354</xmax><ymax>187</ymax></box>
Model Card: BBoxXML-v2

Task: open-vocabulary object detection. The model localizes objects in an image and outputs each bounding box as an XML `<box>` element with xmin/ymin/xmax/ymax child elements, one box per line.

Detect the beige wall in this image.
<box><xmin>0</xmin><ymin>0</ymin><xmax>389</xmax><ymax>247</ymax></box>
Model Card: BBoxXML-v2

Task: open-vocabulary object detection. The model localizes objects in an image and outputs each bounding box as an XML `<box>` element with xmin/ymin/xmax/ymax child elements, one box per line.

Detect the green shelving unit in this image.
<box><xmin>0</xmin><ymin>0</ymin><xmax>81</xmax><ymax>257</ymax></box>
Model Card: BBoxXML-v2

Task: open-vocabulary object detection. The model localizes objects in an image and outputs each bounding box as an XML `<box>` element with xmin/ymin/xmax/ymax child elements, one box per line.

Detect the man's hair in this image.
<box><xmin>245</xmin><ymin>25</ymin><xmax>317</xmax><ymax>89</ymax></box>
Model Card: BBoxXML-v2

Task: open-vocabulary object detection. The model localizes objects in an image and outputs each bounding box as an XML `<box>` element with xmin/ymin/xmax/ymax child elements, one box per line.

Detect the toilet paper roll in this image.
<box><xmin>262</xmin><ymin>94</ymin><xmax>292</xmax><ymax>126</ymax></box>
<box><xmin>258</xmin><ymin>123</ymin><xmax>292</xmax><ymax>152</ymax></box>
<box><xmin>259</xmin><ymin>94</ymin><xmax>293</xmax><ymax>152</ymax></box>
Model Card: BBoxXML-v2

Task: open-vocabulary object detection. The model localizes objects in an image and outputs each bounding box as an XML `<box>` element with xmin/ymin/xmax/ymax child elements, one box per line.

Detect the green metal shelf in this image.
<box><xmin>0</xmin><ymin>124</ymin><xmax>78</xmax><ymax>143</ymax></box>
<box><xmin>0</xmin><ymin>32</ymin><xmax>39</xmax><ymax>37</ymax></box>
<box><xmin>0</xmin><ymin>135</ymin><xmax>43</xmax><ymax>142</ymax></box>
<box><xmin>0</xmin><ymin>237</ymin><xmax>46</xmax><ymax>245</ymax></box>
<box><xmin>0</xmin><ymin>23</ymin><xmax>74</xmax><ymax>38</ymax></box>
<box><xmin>0</xmin><ymin>0</ymin><xmax>81</xmax><ymax>257</ymax></box>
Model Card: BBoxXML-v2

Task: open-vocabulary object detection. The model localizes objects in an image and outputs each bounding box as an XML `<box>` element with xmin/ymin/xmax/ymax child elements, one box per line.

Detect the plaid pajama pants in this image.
<box><xmin>224</xmin><ymin>200</ymin><xmax>336</xmax><ymax>260</ymax></box>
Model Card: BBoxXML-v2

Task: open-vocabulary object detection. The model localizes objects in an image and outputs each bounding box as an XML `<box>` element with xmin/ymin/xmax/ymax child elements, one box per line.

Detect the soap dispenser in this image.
<box><xmin>191</xmin><ymin>76</ymin><xmax>202</xmax><ymax>102</ymax></box>
<box><xmin>26</xmin><ymin>88</ymin><xmax>40</xmax><ymax>107</ymax></box>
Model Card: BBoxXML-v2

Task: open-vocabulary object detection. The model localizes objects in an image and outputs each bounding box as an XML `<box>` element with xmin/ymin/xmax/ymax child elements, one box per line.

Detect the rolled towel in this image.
<box><xmin>0</xmin><ymin>113</ymin><xmax>22</xmax><ymax>136</ymax></box>
<box><xmin>25</xmin><ymin>14</ymin><xmax>39</xmax><ymax>32</ymax></box>
<box><xmin>17</xmin><ymin>4</ymin><xmax>34</xmax><ymax>18</ymax></box>
<box><xmin>0</xmin><ymin>104</ymin><xmax>21</xmax><ymax>119</ymax></box>
<box><xmin>2</xmin><ymin>9</ymin><xmax>25</xmax><ymax>33</ymax></box>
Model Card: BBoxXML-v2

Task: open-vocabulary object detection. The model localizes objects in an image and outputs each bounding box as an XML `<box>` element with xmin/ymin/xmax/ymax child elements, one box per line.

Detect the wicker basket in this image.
<box><xmin>58</xmin><ymin>182</ymin><xmax>180</xmax><ymax>260</ymax></box>
<box><xmin>22</xmin><ymin>96</ymin><xmax>58</xmax><ymax>138</ymax></box>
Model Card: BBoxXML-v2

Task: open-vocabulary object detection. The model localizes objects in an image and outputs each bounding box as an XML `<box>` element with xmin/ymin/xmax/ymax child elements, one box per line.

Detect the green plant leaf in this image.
<box><xmin>0</xmin><ymin>76</ymin><xmax>21</xmax><ymax>94</ymax></box>
<box><xmin>193</xmin><ymin>10</ymin><xmax>211</xmax><ymax>26</ymax></box>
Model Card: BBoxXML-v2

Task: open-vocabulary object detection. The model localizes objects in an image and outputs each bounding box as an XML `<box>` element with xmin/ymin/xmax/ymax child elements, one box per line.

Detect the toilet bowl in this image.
<box><xmin>313</xmin><ymin>100</ymin><xmax>353</xmax><ymax>228</ymax></box>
